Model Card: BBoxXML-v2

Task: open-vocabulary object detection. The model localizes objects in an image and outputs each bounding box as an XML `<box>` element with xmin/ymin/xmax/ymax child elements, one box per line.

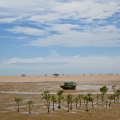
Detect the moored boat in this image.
<box><xmin>60</xmin><ymin>82</ymin><xmax>77</xmax><ymax>89</ymax></box>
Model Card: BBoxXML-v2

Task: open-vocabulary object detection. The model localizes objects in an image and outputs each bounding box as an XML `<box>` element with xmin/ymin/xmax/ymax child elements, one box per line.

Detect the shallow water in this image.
<box><xmin>76</xmin><ymin>85</ymin><xmax>113</xmax><ymax>91</ymax></box>
<box><xmin>0</xmin><ymin>90</ymin><xmax>114</xmax><ymax>95</ymax></box>
<box><xmin>69</xmin><ymin>110</ymin><xmax>76</xmax><ymax>113</ymax></box>
<box><xmin>104</xmin><ymin>106</ymin><xmax>112</xmax><ymax>109</ymax></box>
<box><xmin>21</xmin><ymin>111</ymin><xmax>39</xmax><ymax>114</ymax></box>
<box><xmin>0</xmin><ymin>91</ymin><xmax>56</xmax><ymax>94</ymax></box>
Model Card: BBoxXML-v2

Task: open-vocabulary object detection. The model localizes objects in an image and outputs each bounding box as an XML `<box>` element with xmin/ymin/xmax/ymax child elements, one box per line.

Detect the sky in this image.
<box><xmin>0</xmin><ymin>0</ymin><xmax>120</xmax><ymax>75</ymax></box>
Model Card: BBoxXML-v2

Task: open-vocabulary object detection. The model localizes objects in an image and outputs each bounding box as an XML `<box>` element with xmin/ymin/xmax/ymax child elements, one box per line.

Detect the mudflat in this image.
<box><xmin>0</xmin><ymin>75</ymin><xmax>120</xmax><ymax>120</ymax></box>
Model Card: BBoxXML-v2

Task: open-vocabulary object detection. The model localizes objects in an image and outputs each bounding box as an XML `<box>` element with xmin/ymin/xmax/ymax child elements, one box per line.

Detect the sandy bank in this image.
<box><xmin>0</xmin><ymin>74</ymin><xmax>120</xmax><ymax>82</ymax></box>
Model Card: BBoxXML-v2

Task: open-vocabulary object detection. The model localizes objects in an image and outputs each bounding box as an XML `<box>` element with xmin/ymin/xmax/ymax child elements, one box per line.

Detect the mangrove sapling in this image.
<box><xmin>112</xmin><ymin>85</ymin><xmax>116</xmax><ymax>102</ymax></box>
<box><xmin>115</xmin><ymin>89</ymin><xmax>120</xmax><ymax>102</ymax></box>
<box><xmin>27</xmin><ymin>100</ymin><xmax>33</xmax><ymax>114</ymax></box>
<box><xmin>74</xmin><ymin>97</ymin><xmax>79</xmax><ymax>108</ymax></box>
<box><xmin>50</xmin><ymin>94</ymin><xmax>56</xmax><ymax>111</ymax></box>
<box><xmin>108</xmin><ymin>95</ymin><xmax>114</xmax><ymax>108</ymax></box>
<box><xmin>46</xmin><ymin>94</ymin><xmax>51</xmax><ymax>113</ymax></box>
<box><xmin>57</xmin><ymin>96</ymin><xmax>64</xmax><ymax>109</ymax></box>
<box><xmin>82</xmin><ymin>95</ymin><xmax>86</xmax><ymax>104</ymax></box>
<box><xmin>113</xmin><ymin>94</ymin><xmax>116</xmax><ymax>102</ymax></box>
<box><xmin>57</xmin><ymin>90</ymin><xmax>64</xmax><ymax>96</ymax></box>
<box><xmin>70</xmin><ymin>95</ymin><xmax>73</xmax><ymax>110</ymax></box>
<box><xmin>42</xmin><ymin>92</ymin><xmax>51</xmax><ymax>113</ymax></box>
<box><xmin>46</xmin><ymin>101</ymin><xmax>50</xmax><ymax>113</ymax></box>
<box><xmin>41</xmin><ymin>91</ymin><xmax>50</xmax><ymax>103</ymax></box>
<box><xmin>86</xmin><ymin>93</ymin><xmax>94</xmax><ymax>107</ymax></box>
<box><xmin>14</xmin><ymin>97</ymin><xmax>23</xmax><ymax>112</ymax></box>
<box><xmin>83</xmin><ymin>95</ymin><xmax>91</xmax><ymax>111</ymax></box>
<box><xmin>105</xmin><ymin>98</ymin><xmax>108</xmax><ymax>108</ymax></box>
<box><xmin>112</xmin><ymin>85</ymin><xmax>116</xmax><ymax>93</ymax></box>
<box><xmin>57</xmin><ymin>90</ymin><xmax>64</xmax><ymax>108</ymax></box>
<box><xmin>65</xmin><ymin>94</ymin><xmax>72</xmax><ymax>112</ymax></box>
<box><xmin>99</xmin><ymin>86</ymin><xmax>108</xmax><ymax>101</ymax></box>
<box><xmin>90</xmin><ymin>97</ymin><xmax>94</xmax><ymax>107</ymax></box>
<box><xmin>87</xmin><ymin>93</ymin><xmax>92</xmax><ymax>97</ymax></box>
<box><xmin>78</xmin><ymin>94</ymin><xmax>83</xmax><ymax>106</ymax></box>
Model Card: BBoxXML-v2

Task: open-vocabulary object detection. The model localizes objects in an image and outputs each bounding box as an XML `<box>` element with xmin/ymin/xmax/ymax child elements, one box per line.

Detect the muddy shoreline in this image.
<box><xmin>0</xmin><ymin>75</ymin><xmax>120</xmax><ymax>120</ymax></box>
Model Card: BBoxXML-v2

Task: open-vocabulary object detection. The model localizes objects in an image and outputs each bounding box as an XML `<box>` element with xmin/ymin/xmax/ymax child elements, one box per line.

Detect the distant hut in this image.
<box><xmin>53</xmin><ymin>73</ymin><xmax>60</xmax><ymax>77</ymax></box>
<box><xmin>21</xmin><ymin>74</ymin><xmax>26</xmax><ymax>77</ymax></box>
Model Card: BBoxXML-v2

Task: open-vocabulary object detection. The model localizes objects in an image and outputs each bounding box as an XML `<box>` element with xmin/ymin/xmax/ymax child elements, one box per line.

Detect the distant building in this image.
<box><xmin>21</xmin><ymin>74</ymin><xmax>26</xmax><ymax>77</ymax></box>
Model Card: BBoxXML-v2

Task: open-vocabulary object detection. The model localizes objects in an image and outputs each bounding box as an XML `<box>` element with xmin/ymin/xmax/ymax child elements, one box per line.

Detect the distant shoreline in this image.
<box><xmin>0</xmin><ymin>74</ymin><xmax>120</xmax><ymax>82</ymax></box>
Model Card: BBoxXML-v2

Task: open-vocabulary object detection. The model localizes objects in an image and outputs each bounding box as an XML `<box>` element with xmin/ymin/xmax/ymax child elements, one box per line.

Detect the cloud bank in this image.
<box><xmin>1</xmin><ymin>51</ymin><xmax>120</xmax><ymax>75</ymax></box>
<box><xmin>1</xmin><ymin>0</ymin><xmax>119</xmax><ymax>47</ymax></box>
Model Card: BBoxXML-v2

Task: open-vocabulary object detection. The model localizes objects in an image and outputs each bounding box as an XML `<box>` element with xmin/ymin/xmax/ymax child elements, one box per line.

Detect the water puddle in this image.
<box><xmin>0</xmin><ymin>91</ymin><xmax>56</xmax><ymax>95</ymax></box>
<box><xmin>104</xmin><ymin>106</ymin><xmax>112</xmax><ymax>109</ymax></box>
<box><xmin>0</xmin><ymin>90</ymin><xmax>114</xmax><ymax>95</ymax></box>
<box><xmin>69</xmin><ymin>110</ymin><xmax>76</xmax><ymax>113</ymax></box>
<box><xmin>93</xmin><ymin>105</ymin><xmax>102</xmax><ymax>108</ymax></box>
<box><xmin>76</xmin><ymin>85</ymin><xmax>112</xmax><ymax>91</ymax></box>
<box><xmin>21</xmin><ymin>111</ymin><xmax>38</xmax><ymax>114</ymax></box>
<box><xmin>43</xmin><ymin>103</ymin><xmax>78</xmax><ymax>113</ymax></box>
<box><xmin>64</xmin><ymin>92</ymin><xmax>114</xmax><ymax>94</ymax></box>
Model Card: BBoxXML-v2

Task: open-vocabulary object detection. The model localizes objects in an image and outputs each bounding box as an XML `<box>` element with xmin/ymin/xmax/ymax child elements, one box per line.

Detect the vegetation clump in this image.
<box><xmin>12</xmin><ymin>85</ymin><xmax>120</xmax><ymax>114</ymax></box>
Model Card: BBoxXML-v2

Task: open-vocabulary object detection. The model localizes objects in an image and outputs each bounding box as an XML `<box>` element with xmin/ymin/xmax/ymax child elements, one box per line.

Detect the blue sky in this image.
<box><xmin>0</xmin><ymin>0</ymin><xmax>120</xmax><ymax>75</ymax></box>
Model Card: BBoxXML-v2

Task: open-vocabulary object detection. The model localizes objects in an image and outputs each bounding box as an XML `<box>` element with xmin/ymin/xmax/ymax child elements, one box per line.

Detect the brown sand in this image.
<box><xmin>0</xmin><ymin>75</ymin><xmax>120</xmax><ymax>120</ymax></box>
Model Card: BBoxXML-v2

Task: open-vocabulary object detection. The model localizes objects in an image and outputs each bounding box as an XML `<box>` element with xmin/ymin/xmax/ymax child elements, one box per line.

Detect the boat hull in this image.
<box><xmin>60</xmin><ymin>85</ymin><xmax>76</xmax><ymax>89</ymax></box>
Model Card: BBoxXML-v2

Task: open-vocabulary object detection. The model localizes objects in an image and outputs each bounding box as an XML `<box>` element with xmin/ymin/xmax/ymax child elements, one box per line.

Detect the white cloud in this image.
<box><xmin>0</xmin><ymin>0</ymin><xmax>46</xmax><ymax>16</ymax></box>
<box><xmin>28</xmin><ymin>13</ymin><xmax>61</xmax><ymax>23</ymax></box>
<box><xmin>4</xmin><ymin>57</ymin><xmax>44</xmax><ymax>64</ymax></box>
<box><xmin>6</xmin><ymin>26</ymin><xmax>46</xmax><ymax>36</ymax></box>
<box><xmin>0</xmin><ymin>0</ymin><xmax>119</xmax><ymax>23</ymax></box>
<box><xmin>0</xmin><ymin>17</ymin><xmax>22</xmax><ymax>23</ymax></box>
<box><xmin>2</xmin><ymin>0</ymin><xmax>119</xmax><ymax>47</ymax></box>
<box><xmin>1</xmin><ymin>0</ymin><xmax>120</xmax><ymax>47</ymax></box>
<box><xmin>28</xmin><ymin>1</ymin><xmax>120</xmax><ymax>23</ymax></box>
<box><xmin>27</xmin><ymin>24</ymin><xmax>120</xmax><ymax>47</ymax></box>
<box><xmin>1</xmin><ymin>51</ymin><xmax>120</xmax><ymax>74</ymax></box>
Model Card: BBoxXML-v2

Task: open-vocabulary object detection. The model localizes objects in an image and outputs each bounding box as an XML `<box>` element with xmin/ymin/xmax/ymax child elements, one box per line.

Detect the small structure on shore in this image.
<box><xmin>60</xmin><ymin>82</ymin><xmax>77</xmax><ymax>89</ymax></box>
<box><xmin>21</xmin><ymin>74</ymin><xmax>26</xmax><ymax>77</ymax></box>
<box><xmin>53</xmin><ymin>73</ymin><xmax>60</xmax><ymax>77</ymax></box>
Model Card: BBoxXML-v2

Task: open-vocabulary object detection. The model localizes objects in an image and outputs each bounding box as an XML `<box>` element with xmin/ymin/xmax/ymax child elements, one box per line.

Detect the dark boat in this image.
<box><xmin>60</xmin><ymin>82</ymin><xmax>77</xmax><ymax>89</ymax></box>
